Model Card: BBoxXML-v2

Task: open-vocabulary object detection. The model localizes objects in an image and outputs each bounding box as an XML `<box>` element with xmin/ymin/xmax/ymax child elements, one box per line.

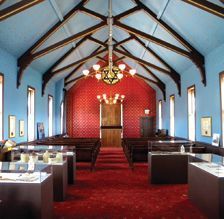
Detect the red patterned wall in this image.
<box><xmin>66</xmin><ymin>76</ymin><xmax>156</xmax><ymax>138</ymax></box>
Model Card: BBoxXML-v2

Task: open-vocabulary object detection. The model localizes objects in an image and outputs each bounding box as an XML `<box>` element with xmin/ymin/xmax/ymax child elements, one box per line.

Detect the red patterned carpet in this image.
<box><xmin>54</xmin><ymin>147</ymin><xmax>206</xmax><ymax>219</ymax></box>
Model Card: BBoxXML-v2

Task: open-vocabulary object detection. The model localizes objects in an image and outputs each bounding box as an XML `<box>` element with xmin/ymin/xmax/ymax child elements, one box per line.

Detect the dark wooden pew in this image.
<box><xmin>122</xmin><ymin>137</ymin><xmax>206</xmax><ymax>168</ymax></box>
<box><xmin>17</xmin><ymin>137</ymin><xmax>101</xmax><ymax>170</ymax></box>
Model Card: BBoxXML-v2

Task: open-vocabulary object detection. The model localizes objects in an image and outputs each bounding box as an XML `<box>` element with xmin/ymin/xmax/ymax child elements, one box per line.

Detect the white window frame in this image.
<box><xmin>60</xmin><ymin>101</ymin><xmax>64</xmax><ymax>134</ymax></box>
<box><xmin>188</xmin><ymin>86</ymin><xmax>196</xmax><ymax>141</ymax></box>
<box><xmin>220</xmin><ymin>73</ymin><xmax>224</xmax><ymax>146</ymax></box>
<box><xmin>48</xmin><ymin>95</ymin><xmax>53</xmax><ymax>137</ymax></box>
<box><xmin>27</xmin><ymin>87</ymin><xmax>35</xmax><ymax>141</ymax></box>
<box><xmin>0</xmin><ymin>74</ymin><xmax>3</xmax><ymax>141</ymax></box>
<box><xmin>170</xmin><ymin>95</ymin><xmax>175</xmax><ymax>137</ymax></box>
<box><xmin>158</xmin><ymin>100</ymin><xmax>162</xmax><ymax>129</ymax></box>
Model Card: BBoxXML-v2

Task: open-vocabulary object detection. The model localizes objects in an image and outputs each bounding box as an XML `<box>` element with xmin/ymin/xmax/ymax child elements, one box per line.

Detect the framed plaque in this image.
<box><xmin>8</xmin><ymin>115</ymin><xmax>16</xmax><ymax>138</ymax></box>
<box><xmin>19</xmin><ymin>120</ymin><xmax>25</xmax><ymax>137</ymax></box>
<box><xmin>201</xmin><ymin>117</ymin><xmax>212</xmax><ymax>137</ymax></box>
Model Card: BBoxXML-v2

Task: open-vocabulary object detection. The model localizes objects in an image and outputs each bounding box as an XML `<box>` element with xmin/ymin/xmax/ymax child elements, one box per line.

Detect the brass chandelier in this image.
<box><xmin>82</xmin><ymin>0</ymin><xmax>136</xmax><ymax>85</ymax></box>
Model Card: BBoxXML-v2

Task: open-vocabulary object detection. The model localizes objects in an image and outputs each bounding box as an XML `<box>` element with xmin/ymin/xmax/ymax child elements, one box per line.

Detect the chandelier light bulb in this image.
<box><xmin>102</xmin><ymin>94</ymin><xmax>107</xmax><ymax>99</ymax></box>
<box><xmin>93</xmin><ymin>64</ymin><xmax>100</xmax><ymax>71</ymax></box>
<box><xmin>95</xmin><ymin>73</ymin><xmax>101</xmax><ymax>80</ymax></box>
<box><xmin>82</xmin><ymin>69</ymin><xmax>89</xmax><ymax>76</ymax></box>
<box><xmin>129</xmin><ymin>69</ymin><xmax>136</xmax><ymax>76</ymax></box>
<box><xmin>117</xmin><ymin>73</ymin><xmax>123</xmax><ymax>80</ymax></box>
<box><xmin>97</xmin><ymin>95</ymin><xmax>101</xmax><ymax>100</ymax></box>
<box><xmin>118</xmin><ymin>64</ymin><xmax>126</xmax><ymax>71</ymax></box>
<box><xmin>121</xmin><ymin>95</ymin><xmax>125</xmax><ymax>99</ymax></box>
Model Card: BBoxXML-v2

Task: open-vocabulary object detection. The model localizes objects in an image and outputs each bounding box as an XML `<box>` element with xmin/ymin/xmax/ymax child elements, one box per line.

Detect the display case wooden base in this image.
<box><xmin>188</xmin><ymin>163</ymin><xmax>224</xmax><ymax>219</ymax></box>
<box><xmin>148</xmin><ymin>152</ymin><xmax>189</xmax><ymax>184</ymax></box>
<box><xmin>0</xmin><ymin>174</ymin><xmax>53</xmax><ymax>219</ymax></box>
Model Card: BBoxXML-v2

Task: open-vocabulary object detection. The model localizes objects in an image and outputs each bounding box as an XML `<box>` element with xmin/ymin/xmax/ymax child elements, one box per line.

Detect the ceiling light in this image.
<box><xmin>93</xmin><ymin>64</ymin><xmax>100</xmax><ymax>71</ymax></box>
<box><xmin>82</xmin><ymin>69</ymin><xmax>89</xmax><ymax>76</ymax></box>
<box><xmin>118</xmin><ymin>64</ymin><xmax>126</xmax><ymax>71</ymax></box>
<box><xmin>129</xmin><ymin>69</ymin><xmax>136</xmax><ymax>76</ymax></box>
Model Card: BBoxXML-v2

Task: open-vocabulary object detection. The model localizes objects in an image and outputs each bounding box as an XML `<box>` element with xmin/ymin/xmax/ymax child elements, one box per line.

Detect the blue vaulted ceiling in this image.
<box><xmin>0</xmin><ymin>0</ymin><xmax>224</xmax><ymax>94</ymax></box>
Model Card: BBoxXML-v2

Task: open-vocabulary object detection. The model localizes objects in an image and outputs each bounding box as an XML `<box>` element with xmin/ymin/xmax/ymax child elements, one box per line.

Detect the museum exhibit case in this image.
<box><xmin>148</xmin><ymin>140</ymin><xmax>193</xmax><ymax>184</ymax></box>
<box><xmin>188</xmin><ymin>161</ymin><xmax>224</xmax><ymax>219</ymax></box>
<box><xmin>10</xmin><ymin>148</ymin><xmax>68</xmax><ymax>202</ymax></box>
<box><xmin>0</xmin><ymin>162</ymin><xmax>53</xmax><ymax>219</ymax></box>
<box><xmin>11</xmin><ymin>145</ymin><xmax>75</xmax><ymax>184</ymax></box>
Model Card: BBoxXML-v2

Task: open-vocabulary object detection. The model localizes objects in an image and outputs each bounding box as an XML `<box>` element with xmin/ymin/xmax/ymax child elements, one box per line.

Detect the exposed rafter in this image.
<box><xmin>65</xmin><ymin>75</ymin><xmax>84</xmax><ymax>86</ymax></box>
<box><xmin>79</xmin><ymin>6</ymin><xmax>107</xmax><ymax>21</ymax></box>
<box><xmin>64</xmin><ymin>39</ymin><xmax>108</xmax><ymax>82</ymax></box>
<box><xmin>0</xmin><ymin>0</ymin><xmax>44</xmax><ymax>21</ymax></box>
<box><xmin>17</xmin><ymin>21</ymin><xmax>106</xmax><ymax>87</ymax></box>
<box><xmin>181</xmin><ymin>0</ymin><xmax>224</xmax><ymax>19</ymax></box>
<box><xmin>114</xmin><ymin>48</ymin><xmax>171</xmax><ymax>74</ymax></box>
<box><xmin>42</xmin><ymin>35</ymin><xmax>90</xmax><ymax>95</ymax></box>
<box><xmin>17</xmin><ymin>0</ymin><xmax>90</xmax><ymax>87</ymax></box>
<box><xmin>132</xmin><ymin>35</ymin><xmax>181</xmax><ymax>95</ymax></box>
<box><xmin>113</xmin><ymin>5</ymin><xmax>142</xmax><ymax>20</ymax></box>
<box><xmin>114</xmin><ymin>20</ymin><xmax>206</xmax><ymax>86</ymax></box>
<box><xmin>0</xmin><ymin>0</ymin><xmax>6</xmax><ymax>5</ymax></box>
<box><xmin>136</xmin><ymin>73</ymin><xmax>166</xmax><ymax>100</ymax></box>
<box><xmin>114</xmin><ymin>41</ymin><xmax>166</xmax><ymax>100</ymax></box>
<box><xmin>87</xmin><ymin>36</ymin><xmax>108</xmax><ymax>47</ymax></box>
<box><xmin>52</xmin><ymin>48</ymin><xmax>107</xmax><ymax>74</ymax></box>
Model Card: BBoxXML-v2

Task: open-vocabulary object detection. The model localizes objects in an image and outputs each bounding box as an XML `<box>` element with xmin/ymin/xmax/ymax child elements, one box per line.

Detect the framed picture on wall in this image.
<box><xmin>201</xmin><ymin>116</ymin><xmax>212</xmax><ymax>137</ymax></box>
<box><xmin>19</xmin><ymin>120</ymin><xmax>25</xmax><ymax>137</ymax></box>
<box><xmin>212</xmin><ymin>133</ymin><xmax>220</xmax><ymax>146</ymax></box>
<box><xmin>8</xmin><ymin>115</ymin><xmax>16</xmax><ymax>138</ymax></box>
<box><xmin>37</xmin><ymin>122</ymin><xmax>45</xmax><ymax>140</ymax></box>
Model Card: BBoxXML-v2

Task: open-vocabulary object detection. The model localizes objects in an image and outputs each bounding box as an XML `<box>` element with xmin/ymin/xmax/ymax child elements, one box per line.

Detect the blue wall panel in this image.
<box><xmin>0</xmin><ymin>47</ymin><xmax>61</xmax><ymax>143</ymax></box>
<box><xmin>157</xmin><ymin>43</ymin><xmax>224</xmax><ymax>144</ymax></box>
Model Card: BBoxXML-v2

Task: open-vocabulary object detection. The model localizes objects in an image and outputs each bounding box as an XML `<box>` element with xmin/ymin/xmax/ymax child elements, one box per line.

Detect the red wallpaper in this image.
<box><xmin>66</xmin><ymin>76</ymin><xmax>156</xmax><ymax>138</ymax></box>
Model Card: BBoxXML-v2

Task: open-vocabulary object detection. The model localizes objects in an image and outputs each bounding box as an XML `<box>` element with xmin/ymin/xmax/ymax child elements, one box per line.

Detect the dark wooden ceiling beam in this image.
<box><xmin>19</xmin><ymin>0</ymin><xmax>89</xmax><ymax>56</ymax></box>
<box><xmin>17</xmin><ymin>0</ymin><xmax>90</xmax><ymax>87</ymax></box>
<box><xmin>181</xmin><ymin>0</ymin><xmax>224</xmax><ymax>18</ymax></box>
<box><xmin>114</xmin><ymin>21</ymin><xmax>190</xmax><ymax>57</ymax></box>
<box><xmin>30</xmin><ymin>22</ymin><xmax>106</xmax><ymax>60</ymax></box>
<box><xmin>96</xmin><ymin>56</ymin><xmax>107</xmax><ymax>62</ymax></box>
<box><xmin>114</xmin><ymin>20</ymin><xmax>206</xmax><ymax>86</ymax></box>
<box><xmin>64</xmin><ymin>75</ymin><xmax>84</xmax><ymax>86</ymax></box>
<box><xmin>0</xmin><ymin>0</ymin><xmax>6</xmax><ymax>5</ymax></box>
<box><xmin>132</xmin><ymin>35</ymin><xmax>181</xmax><ymax>95</ymax></box>
<box><xmin>134</xmin><ymin>0</ymin><xmax>205</xmax><ymax>84</ymax></box>
<box><xmin>65</xmin><ymin>39</ymin><xmax>108</xmax><ymax>82</ymax></box>
<box><xmin>113</xmin><ymin>5</ymin><xmax>142</xmax><ymax>20</ymax></box>
<box><xmin>114</xmin><ymin>41</ymin><xmax>166</xmax><ymax>100</ymax></box>
<box><xmin>114</xmin><ymin>48</ymin><xmax>171</xmax><ymax>74</ymax></box>
<box><xmin>41</xmin><ymin>36</ymin><xmax>89</xmax><ymax>95</ymax></box>
<box><xmin>79</xmin><ymin>6</ymin><xmax>107</xmax><ymax>21</ymax></box>
<box><xmin>136</xmin><ymin>74</ymin><xmax>166</xmax><ymax>100</ymax></box>
<box><xmin>18</xmin><ymin>21</ymin><xmax>106</xmax><ymax>87</ymax></box>
<box><xmin>87</xmin><ymin>36</ymin><xmax>108</xmax><ymax>47</ymax></box>
<box><xmin>52</xmin><ymin>48</ymin><xmax>107</xmax><ymax>74</ymax></box>
<box><xmin>44</xmin><ymin>48</ymin><xmax>106</xmax><ymax>93</ymax></box>
<box><xmin>0</xmin><ymin>0</ymin><xmax>44</xmax><ymax>21</ymax></box>
<box><xmin>114</xmin><ymin>36</ymin><xmax>133</xmax><ymax>47</ymax></box>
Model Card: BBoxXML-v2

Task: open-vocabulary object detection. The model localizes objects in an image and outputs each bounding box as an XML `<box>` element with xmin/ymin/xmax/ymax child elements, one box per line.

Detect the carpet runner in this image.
<box><xmin>54</xmin><ymin>147</ymin><xmax>206</xmax><ymax>219</ymax></box>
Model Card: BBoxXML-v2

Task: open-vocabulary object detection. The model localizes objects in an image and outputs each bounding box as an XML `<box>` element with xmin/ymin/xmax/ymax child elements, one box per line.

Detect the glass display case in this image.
<box><xmin>189</xmin><ymin>159</ymin><xmax>224</xmax><ymax>218</ymax></box>
<box><xmin>0</xmin><ymin>161</ymin><xmax>52</xmax><ymax>183</ymax></box>
<box><xmin>11</xmin><ymin>145</ymin><xmax>75</xmax><ymax>185</ymax></box>
<box><xmin>0</xmin><ymin>162</ymin><xmax>53</xmax><ymax>219</ymax></box>
<box><xmin>149</xmin><ymin>140</ymin><xmax>194</xmax><ymax>154</ymax></box>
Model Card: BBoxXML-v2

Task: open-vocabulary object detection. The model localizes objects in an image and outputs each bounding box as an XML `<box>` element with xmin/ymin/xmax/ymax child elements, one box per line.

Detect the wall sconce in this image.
<box><xmin>144</xmin><ymin>109</ymin><xmax>150</xmax><ymax>115</ymax></box>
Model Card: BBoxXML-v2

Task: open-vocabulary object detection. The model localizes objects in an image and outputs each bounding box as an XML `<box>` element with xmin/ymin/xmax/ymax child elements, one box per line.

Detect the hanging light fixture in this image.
<box><xmin>97</xmin><ymin>93</ymin><xmax>125</xmax><ymax>104</ymax></box>
<box><xmin>82</xmin><ymin>0</ymin><xmax>136</xmax><ymax>85</ymax></box>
